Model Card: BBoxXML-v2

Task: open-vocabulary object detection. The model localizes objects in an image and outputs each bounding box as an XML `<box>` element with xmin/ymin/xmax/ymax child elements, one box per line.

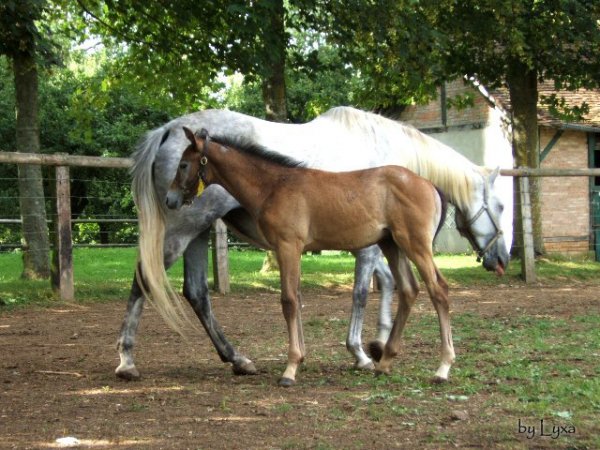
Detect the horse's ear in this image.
<box><xmin>489</xmin><ymin>166</ymin><xmax>500</xmax><ymax>185</ymax></box>
<box><xmin>182</xmin><ymin>126</ymin><xmax>196</xmax><ymax>146</ymax></box>
<box><xmin>195</xmin><ymin>128</ymin><xmax>209</xmax><ymax>140</ymax></box>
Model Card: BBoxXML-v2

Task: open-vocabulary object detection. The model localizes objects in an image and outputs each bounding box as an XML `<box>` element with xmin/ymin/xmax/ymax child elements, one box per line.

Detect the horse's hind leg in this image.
<box><xmin>347</xmin><ymin>246</ymin><xmax>394</xmax><ymax>370</ymax></box>
<box><xmin>115</xmin><ymin>238</ymin><xmax>186</xmax><ymax>380</ymax></box>
<box><xmin>347</xmin><ymin>247</ymin><xmax>377</xmax><ymax>370</ymax></box>
<box><xmin>368</xmin><ymin>253</ymin><xmax>395</xmax><ymax>363</ymax></box>
<box><xmin>375</xmin><ymin>242</ymin><xmax>419</xmax><ymax>376</ymax></box>
<box><xmin>183</xmin><ymin>230</ymin><xmax>256</xmax><ymax>375</ymax></box>
<box><xmin>115</xmin><ymin>266</ymin><xmax>145</xmax><ymax>380</ymax></box>
<box><xmin>116</xmin><ymin>227</ymin><xmax>256</xmax><ymax>380</ymax></box>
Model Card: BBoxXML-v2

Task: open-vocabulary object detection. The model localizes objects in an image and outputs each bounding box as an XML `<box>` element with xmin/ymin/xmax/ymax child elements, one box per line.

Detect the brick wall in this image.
<box><xmin>540</xmin><ymin>129</ymin><xmax>590</xmax><ymax>254</ymax></box>
<box><xmin>401</xmin><ymin>79</ymin><xmax>492</xmax><ymax>129</ymax></box>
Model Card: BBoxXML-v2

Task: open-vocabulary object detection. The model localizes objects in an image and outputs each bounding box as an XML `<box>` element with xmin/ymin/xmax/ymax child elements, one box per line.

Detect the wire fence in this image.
<box><xmin>2</xmin><ymin>151</ymin><xmax>600</xmax><ymax>297</ymax></box>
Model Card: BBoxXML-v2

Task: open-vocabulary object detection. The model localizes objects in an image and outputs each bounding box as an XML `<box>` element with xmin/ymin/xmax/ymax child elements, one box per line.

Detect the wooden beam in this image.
<box><xmin>51</xmin><ymin>166</ymin><xmax>74</xmax><ymax>300</ymax></box>
<box><xmin>501</xmin><ymin>167</ymin><xmax>600</xmax><ymax>177</ymax></box>
<box><xmin>539</xmin><ymin>129</ymin><xmax>563</xmax><ymax>162</ymax></box>
<box><xmin>0</xmin><ymin>151</ymin><xmax>132</xmax><ymax>169</ymax></box>
<box><xmin>211</xmin><ymin>219</ymin><xmax>230</xmax><ymax>294</ymax></box>
<box><xmin>519</xmin><ymin>176</ymin><xmax>537</xmax><ymax>283</ymax></box>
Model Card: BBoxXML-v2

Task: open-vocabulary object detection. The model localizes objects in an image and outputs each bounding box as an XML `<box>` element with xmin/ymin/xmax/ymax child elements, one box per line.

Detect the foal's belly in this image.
<box><xmin>303</xmin><ymin>224</ymin><xmax>387</xmax><ymax>252</ymax></box>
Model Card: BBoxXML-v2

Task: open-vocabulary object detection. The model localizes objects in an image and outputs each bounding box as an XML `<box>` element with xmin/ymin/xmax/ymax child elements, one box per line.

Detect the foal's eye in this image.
<box><xmin>179</xmin><ymin>162</ymin><xmax>189</xmax><ymax>170</ymax></box>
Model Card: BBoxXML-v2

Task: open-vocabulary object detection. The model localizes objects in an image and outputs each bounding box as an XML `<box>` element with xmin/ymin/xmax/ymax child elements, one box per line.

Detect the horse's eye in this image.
<box><xmin>179</xmin><ymin>162</ymin><xmax>188</xmax><ymax>170</ymax></box>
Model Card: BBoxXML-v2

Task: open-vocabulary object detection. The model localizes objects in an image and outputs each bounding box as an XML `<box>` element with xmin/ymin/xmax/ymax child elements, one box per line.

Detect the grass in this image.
<box><xmin>1</xmin><ymin>247</ymin><xmax>600</xmax><ymax>308</ymax></box>
<box><xmin>1</xmin><ymin>248</ymin><xmax>599</xmax><ymax>448</ymax></box>
<box><xmin>296</xmin><ymin>308</ymin><xmax>600</xmax><ymax>447</ymax></box>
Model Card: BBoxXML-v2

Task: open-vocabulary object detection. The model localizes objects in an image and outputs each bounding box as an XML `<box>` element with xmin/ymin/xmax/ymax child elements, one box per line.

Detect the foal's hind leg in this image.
<box><xmin>413</xmin><ymin>257</ymin><xmax>454</xmax><ymax>382</ymax></box>
<box><xmin>375</xmin><ymin>242</ymin><xmax>419</xmax><ymax>376</ymax></box>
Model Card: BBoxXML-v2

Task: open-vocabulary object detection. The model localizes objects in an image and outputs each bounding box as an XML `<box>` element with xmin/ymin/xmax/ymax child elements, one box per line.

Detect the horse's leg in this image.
<box><xmin>275</xmin><ymin>243</ymin><xmax>304</xmax><ymax>387</ymax></box>
<box><xmin>375</xmin><ymin>242</ymin><xmax>420</xmax><ymax>376</ymax></box>
<box><xmin>183</xmin><ymin>229</ymin><xmax>256</xmax><ymax>375</ymax></box>
<box><xmin>367</xmin><ymin>251</ymin><xmax>395</xmax><ymax>364</ymax></box>
<box><xmin>346</xmin><ymin>246</ymin><xmax>393</xmax><ymax>370</ymax></box>
<box><xmin>115</xmin><ymin>266</ymin><xmax>145</xmax><ymax>380</ymax></box>
<box><xmin>115</xmin><ymin>236</ymin><xmax>187</xmax><ymax>380</ymax></box>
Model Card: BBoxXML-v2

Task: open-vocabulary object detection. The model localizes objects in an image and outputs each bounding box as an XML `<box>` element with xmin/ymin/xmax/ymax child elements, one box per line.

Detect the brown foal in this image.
<box><xmin>170</xmin><ymin>127</ymin><xmax>452</xmax><ymax>386</ymax></box>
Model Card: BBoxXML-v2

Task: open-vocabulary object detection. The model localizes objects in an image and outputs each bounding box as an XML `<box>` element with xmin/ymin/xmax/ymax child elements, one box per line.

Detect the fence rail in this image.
<box><xmin>2</xmin><ymin>151</ymin><xmax>599</xmax><ymax>299</ymax></box>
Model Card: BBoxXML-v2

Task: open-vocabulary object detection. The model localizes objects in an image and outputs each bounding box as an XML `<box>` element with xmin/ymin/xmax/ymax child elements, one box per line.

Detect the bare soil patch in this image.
<box><xmin>1</xmin><ymin>285</ymin><xmax>597</xmax><ymax>449</ymax></box>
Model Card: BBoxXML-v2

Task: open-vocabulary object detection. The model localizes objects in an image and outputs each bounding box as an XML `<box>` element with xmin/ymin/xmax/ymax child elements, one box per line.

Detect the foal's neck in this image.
<box><xmin>205</xmin><ymin>144</ymin><xmax>289</xmax><ymax>214</ymax></box>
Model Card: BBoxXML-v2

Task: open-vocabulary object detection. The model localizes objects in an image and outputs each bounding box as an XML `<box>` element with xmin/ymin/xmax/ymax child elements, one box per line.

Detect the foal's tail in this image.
<box><xmin>434</xmin><ymin>186</ymin><xmax>448</xmax><ymax>239</ymax></box>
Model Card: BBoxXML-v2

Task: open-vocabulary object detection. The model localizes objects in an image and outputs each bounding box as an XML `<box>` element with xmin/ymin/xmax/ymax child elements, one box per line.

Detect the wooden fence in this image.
<box><xmin>3</xmin><ymin>150</ymin><xmax>600</xmax><ymax>299</ymax></box>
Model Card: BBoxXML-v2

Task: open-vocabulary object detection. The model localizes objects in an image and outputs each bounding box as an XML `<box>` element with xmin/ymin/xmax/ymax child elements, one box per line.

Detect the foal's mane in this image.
<box><xmin>210</xmin><ymin>134</ymin><xmax>306</xmax><ymax>169</ymax></box>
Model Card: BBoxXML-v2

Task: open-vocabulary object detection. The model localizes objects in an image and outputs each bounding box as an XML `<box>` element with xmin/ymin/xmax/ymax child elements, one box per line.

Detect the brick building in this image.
<box><xmin>399</xmin><ymin>79</ymin><xmax>600</xmax><ymax>257</ymax></box>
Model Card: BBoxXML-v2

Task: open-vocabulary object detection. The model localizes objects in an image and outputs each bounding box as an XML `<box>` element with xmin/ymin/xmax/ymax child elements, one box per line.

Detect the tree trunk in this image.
<box><xmin>260</xmin><ymin>0</ymin><xmax>287</xmax><ymax>272</ymax></box>
<box><xmin>507</xmin><ymin>61</ymin><xmax>545</xmax><ymax>256</ymax></box>
<box><xmin>13</xmin><ymin>52</ymin><xmax>51</xmax><ymax>279</ymax></box>
<box><xmin>261</xmin><ymin>0</ymin><xmax>288</xmax><ymax>122</ymax></box>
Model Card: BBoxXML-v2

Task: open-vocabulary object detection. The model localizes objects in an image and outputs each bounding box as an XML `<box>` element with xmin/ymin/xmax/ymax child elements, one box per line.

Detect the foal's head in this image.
<box><xmin>166</xmin><ymin>127</ymin><xmax>208</xmax><ymax>209</ymax></box>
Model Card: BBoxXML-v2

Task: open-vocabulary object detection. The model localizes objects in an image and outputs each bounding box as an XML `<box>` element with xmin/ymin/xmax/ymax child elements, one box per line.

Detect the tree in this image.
<box><xmin>324</xmin><ymin>0</ymin><xmax>600</xmax><ymax>255</ymax></box>
<box><xmin>0</xmin><ymin>0</ymin><xmax>52</xmax><ymax>278</ymax></box>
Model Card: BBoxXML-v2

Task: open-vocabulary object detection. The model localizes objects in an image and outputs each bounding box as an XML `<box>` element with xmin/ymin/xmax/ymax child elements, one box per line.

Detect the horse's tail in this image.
<box><xmin>434</xmin><ymin>186</ymin><xmax>448</xmax><ymax>239</ymax></box>
<box><xmin>131</xmin><ymin>127</ymin><xmax>193</xmax><ymax>337</ymax></box>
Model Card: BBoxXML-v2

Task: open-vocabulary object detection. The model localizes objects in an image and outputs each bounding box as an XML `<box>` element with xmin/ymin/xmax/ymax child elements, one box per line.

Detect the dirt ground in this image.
<box><xmin>0</xmin><ymin>284</ymin><xmax>598</xmax><ymax>449</ymax></box>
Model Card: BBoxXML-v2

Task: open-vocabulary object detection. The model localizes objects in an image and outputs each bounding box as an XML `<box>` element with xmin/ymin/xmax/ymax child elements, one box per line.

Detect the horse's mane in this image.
<box><xmin>210</xmin><ymin>134</ymin><xmax>306</xmax><ymax>169</ymax></box>
<box><xmin>321</xmin><ymin>107</ymin><xmax>483</xmax><ymax>210</ymax></box>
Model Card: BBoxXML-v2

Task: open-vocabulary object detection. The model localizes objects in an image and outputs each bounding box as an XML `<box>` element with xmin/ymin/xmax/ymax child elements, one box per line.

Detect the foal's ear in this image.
<box><xmin>183</xmin><ymin>126</ymin><xmax>196</xmax><ymax>147</ymax></box>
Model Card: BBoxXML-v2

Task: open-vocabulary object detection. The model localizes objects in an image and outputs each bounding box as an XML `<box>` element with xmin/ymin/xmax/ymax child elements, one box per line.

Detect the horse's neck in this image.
<box><xmin>206</xmin><ymin>147</ymin><xmax>279</xmax><ymax>214</ymax></box>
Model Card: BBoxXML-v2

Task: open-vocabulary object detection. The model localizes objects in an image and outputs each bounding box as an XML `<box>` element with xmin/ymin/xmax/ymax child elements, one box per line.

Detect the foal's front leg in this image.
<box><xmin>275</xmin><ymin>243</ymin><xmax>305</xmax><ymax>387</ymax></box>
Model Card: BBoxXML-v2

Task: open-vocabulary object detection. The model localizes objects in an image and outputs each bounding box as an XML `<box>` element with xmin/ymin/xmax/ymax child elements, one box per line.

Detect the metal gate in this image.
<box><xmin>589</xmin><ymin>133</ymin><xmax>600</xmax><ymax>261</ymax></box>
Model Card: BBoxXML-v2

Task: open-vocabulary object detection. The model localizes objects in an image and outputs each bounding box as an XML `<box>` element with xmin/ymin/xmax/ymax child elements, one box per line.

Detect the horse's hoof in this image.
<box><xmin>431</xmin><ymin>376</ymin><xmax>448</xmax><ymax>384</ymax></box>
<box><xmin>354</xmin><ymin>360</ymin><xmax>375</xmax><ymax>371</ymax></box>
<box><xmin>115</xmin><ymin>366</ymin><xmax>141</xmax><ymax>381</ymax></box>
<box><xmin>232</xmin><ymin>360</ymin><xmax>258</xmax><ymax>376</ymax></box>
<box><xmin>278</xmin><ymin>377</ymin><xmax>296</xmax><ymax>387</ymax></box>
<box><xmin>367</xmin><ymin>341</ymin><xmax>384</xmax><ymax>362</ymax></box>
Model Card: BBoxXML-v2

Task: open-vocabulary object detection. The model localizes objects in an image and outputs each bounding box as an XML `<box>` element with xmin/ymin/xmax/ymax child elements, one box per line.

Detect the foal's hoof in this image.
<box><xmin>115</xmin><ymin>366</ymin><xmax>141</xmax><ymax>381</ymax></box>
<box><xmin>374</xmin><ymin>366</ymin><xmax>391</xmax><ymax>377</ymax></box>
<box><xmin>367</xmin><ymin>341</ymin><xmax>385</xmax><ymax>362</ymax></box>
<box><xmin>278</xmin><ymin>377</ymin><xmax>296</xmax><ymax>387</ymax></box>
<box><xmin>232</xmin><ymin>360</ymin><xmax>258</xmax><ymax>376</ymax></box>
<box><xmin>431</xmin><ymin>376</ymin><xmax>449</xmax><ymax>384</ymax></box>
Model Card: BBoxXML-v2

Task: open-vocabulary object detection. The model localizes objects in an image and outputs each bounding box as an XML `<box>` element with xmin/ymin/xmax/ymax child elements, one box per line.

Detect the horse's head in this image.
<box><xmin>455</xmin><ymin>168</ymin><xmax>511</xmax><ymax>276</ymax></box>
<box><xmin>165</xmin><ymin>127</ymin><xmax>208</xmax><ymax>210</ymax></box>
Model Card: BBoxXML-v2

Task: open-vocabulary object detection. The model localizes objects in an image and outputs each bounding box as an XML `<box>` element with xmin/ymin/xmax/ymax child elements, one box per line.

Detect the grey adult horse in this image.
<box><xmin>116</xmin><ymin>107</ymin><xmax>512</xmax><ymax>381</ymax></box>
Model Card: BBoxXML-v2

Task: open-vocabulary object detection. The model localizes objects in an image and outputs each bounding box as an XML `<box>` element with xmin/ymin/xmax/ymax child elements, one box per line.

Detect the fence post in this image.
<box><xmin>211</xmin><ymin>219</ymin><xmax>230</xmax><ymax>293</ymax></box>
<box><xmin>51</xmin><ymin>165</ymin><xmax>74</xmax><ymax>300</ymax></box>
<box><xmin>519</xmin><ymin>175</ymin><xmax>537</xmax><ymax>283</ymax></box>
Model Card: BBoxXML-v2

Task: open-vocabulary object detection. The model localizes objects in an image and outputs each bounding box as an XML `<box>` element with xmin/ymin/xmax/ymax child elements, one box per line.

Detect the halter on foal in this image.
<box><xmin>173</xmin><ymin>126</ymin><xmax>452</xmax><ymax>386</ymax></box>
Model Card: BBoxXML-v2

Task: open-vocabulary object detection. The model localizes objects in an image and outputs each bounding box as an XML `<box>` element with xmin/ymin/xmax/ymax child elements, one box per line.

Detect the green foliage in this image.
<box><xmin>322</xmin><ymin>0</ymin><xmax>600</xmax><ymax>106</ymax></box>
<box><xmin>0</xmin><ymin>46</ymin><xmax>174</xmax><ymax>246</ymax></box>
